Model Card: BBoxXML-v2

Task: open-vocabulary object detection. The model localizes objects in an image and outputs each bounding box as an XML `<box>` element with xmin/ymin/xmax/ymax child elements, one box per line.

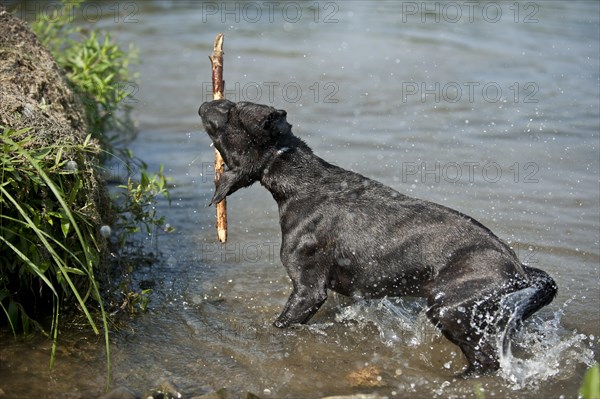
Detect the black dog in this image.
<box><xmin>199</xmin><ymin>99</ymin><xmax>557</xmax><ymax>374</ymax></box>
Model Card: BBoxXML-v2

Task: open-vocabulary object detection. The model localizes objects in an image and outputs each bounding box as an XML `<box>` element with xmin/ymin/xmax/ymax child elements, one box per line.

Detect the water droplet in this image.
<box><xmin>65</xmin><ymin>160</ymin><xmax>78</xmax><ymax>171</ymax></box>
<box><xmin>99</xmin><ymin>225</ymin><xmax>111</xmax><ymax>237</ymax></box>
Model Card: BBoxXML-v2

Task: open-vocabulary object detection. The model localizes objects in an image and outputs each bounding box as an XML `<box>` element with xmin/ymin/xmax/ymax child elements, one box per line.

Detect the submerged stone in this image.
<box><xmin>99</xmin><ymin>386</ymin><xmax>139</xmax><ymax>399</ymax></box>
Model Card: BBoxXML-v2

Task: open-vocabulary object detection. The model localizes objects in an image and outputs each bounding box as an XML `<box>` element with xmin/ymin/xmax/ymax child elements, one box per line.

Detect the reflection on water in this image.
<box><xmin>1</xmin><ymin>1</ymin><xmax>599</xmax><ymax>398</ymax></box>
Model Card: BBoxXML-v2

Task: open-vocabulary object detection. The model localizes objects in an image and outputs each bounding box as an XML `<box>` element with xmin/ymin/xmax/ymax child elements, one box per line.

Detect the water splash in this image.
<box><xmin>334</xmin><ymin>295</ymin><xmax>596</xmax><ymax>391</ymax></box>
<box><xmin>498</xmin><ymin>298</ymin><xmax>596</xmax><ymax>390</ymax></box>
<box><xmin>335</xmin><ymin>297</ymin><xmax>436</xmax><ymax>347</ymax></box>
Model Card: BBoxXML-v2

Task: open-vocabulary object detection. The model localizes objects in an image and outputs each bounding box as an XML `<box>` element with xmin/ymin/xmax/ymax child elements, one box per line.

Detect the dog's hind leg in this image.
<box><xmin>425</xmin><ymin>253</ymin><xmax>533</xmax><ymax>374</ymax></box>
<box><xmin>426</xmin><ymin>281</ymin><xmax>504</xmax><ymax>375</ymax></box>
<box><xmin>427</xmin><ymin>264</ymin><xmax>557</xmax><ymax>375</ymax></box>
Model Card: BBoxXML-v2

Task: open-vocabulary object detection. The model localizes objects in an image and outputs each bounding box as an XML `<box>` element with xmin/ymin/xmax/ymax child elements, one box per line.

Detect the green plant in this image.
<box><xmin>111</xmin><ymin>155</ymin><xmax>172</xmax><ymax>253</ymax></box>
<box><xmin>0</xmin><ymin>127</ymin><xmax>109</xmax><ymax>372</ymax></box>
<box><xmin>580</xmin><ymin>363</ymin><xmax>600</xmax><ymax>399</ymax></box>
<box><xmin>31</xmin><ymin>0</ymin><xmax>138</xmax><ymax>149</ymax></box>
<box><xmin>120</xmin><ymin>288</ymin><xmax>153</xmax><ymax>314</ymax></box>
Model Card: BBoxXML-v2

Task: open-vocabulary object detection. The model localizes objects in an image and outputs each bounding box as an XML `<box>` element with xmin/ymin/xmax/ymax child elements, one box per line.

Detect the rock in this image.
<box><xmin>145</xmin><ymin>380</ymin><xmax>184</xmax><ymax>399</ymax></box>
<box><xmin>190</xmin><ymin>388</ymin><xmax>229</xmax><ymax>399</ymax></box>
<box><xmin>99</xmin><ymin>386</ymin><xmax>139</xmax><ymax>399</ymax></box>
<box><xmin>321</xmin><ymin>395</ymin><xmax>385</xmax><ymax>399</ymax></box>
<box><xmin>346</xmin><ymin>365</ymin><xmax>383</xmax><ymax>388</ymax></box>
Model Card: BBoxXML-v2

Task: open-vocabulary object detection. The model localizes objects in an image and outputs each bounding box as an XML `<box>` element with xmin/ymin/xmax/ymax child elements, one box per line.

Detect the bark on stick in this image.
<box><xmin>209</xmin><ymin>33</ymin><xmax>227</xmax><ymax>243</ymax></box>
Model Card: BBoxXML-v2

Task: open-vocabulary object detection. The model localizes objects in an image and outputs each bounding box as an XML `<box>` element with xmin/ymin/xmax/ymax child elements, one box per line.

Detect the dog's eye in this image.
<box><xmin>262</xmin><ymin>110</ymin><xmax>288</xmax><ymax>134</ymax></box>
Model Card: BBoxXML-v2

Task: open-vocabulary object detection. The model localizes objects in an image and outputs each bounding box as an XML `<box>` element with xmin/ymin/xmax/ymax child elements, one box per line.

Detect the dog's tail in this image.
<box><xmin>499</xmin><ymin>265</ymin><xmax>558</xmax><ymax>355</ymax></box>
<box><xmin>520</xmin><ymin>265</ymin><xmax>558</xmax><ymax>320</ymax></box>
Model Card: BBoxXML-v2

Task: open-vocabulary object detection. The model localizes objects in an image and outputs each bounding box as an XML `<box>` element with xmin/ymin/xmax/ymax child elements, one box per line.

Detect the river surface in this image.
<box><xmin>1</xmin><ymin>1</ymin><xmax>599</xmax><ymax>398</ymax></box>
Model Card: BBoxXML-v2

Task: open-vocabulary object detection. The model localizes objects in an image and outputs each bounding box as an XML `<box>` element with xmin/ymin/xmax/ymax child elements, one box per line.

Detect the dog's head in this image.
<box><xmin>199</xmin><ymin>99</ymin><xmax>293</xmax><ymax>205</ymax></box>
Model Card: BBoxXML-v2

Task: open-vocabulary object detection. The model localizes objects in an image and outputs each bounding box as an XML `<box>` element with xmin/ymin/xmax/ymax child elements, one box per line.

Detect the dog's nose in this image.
<box><xmin>199</xmin><ymin>99</ymin><xmax>236</xmax><ymax>119</ymax></box>
<box><xmin>199</xmin><ymin>99</ymin><xmax>235</xmax><ymax>133</ymax></box>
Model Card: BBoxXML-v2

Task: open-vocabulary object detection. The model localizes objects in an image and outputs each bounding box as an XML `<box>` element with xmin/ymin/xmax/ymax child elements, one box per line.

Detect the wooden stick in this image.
<box><xmin>209</xmin><ymin>33</ymin><xmax>227</xmax><ymax>243</ymax></box>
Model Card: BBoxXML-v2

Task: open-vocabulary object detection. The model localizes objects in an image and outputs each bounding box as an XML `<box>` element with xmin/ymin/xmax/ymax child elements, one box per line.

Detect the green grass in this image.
<box><xmin>0</xmin><ymin>127</ymin><xmax>109</xmax><ymax>372</ymax></box>
<box><xmin>580</xmin><ymin>364</ymin><xmax>600</xmax><ymax>399</ymax></box>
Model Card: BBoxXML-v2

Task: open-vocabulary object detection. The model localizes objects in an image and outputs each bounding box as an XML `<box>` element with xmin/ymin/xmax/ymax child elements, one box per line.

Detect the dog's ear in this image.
<box><xmin>262</xmin><ymin>109</ymin><xmax>291</xmax><ymax>136</ymax></box>
<box><xmin>209</xmin><ymin>169</ymin><xmax>256</xmax><ymax>206</ymax></box>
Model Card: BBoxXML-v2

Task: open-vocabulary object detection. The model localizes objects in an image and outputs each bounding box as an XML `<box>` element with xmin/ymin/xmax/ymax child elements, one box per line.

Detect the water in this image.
<box><xmin>1</xmin><ymin>1</ymin><xmax>599</xmax><ymax>398</ymax></box>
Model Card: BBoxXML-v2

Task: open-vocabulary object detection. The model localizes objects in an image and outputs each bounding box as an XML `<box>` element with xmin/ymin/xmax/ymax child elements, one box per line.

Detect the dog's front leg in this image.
<box><xmin>273</xmin><ymin>281</ymin><xmax>327</xmax><ymax>328</ymax></box>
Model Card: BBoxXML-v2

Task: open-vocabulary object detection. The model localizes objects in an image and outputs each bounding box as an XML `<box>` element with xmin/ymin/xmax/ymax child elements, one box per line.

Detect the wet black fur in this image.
<box><xmin>199</xmin><ymin>99</ymin><xmax>557</xmax><ymax>374</ymax></box>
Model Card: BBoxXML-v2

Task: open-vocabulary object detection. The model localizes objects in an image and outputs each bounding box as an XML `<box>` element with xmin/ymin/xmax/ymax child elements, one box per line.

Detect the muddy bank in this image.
<box><xmin>0</xmin><ymin>7</ymin><xmax>86</xmax><ymax>139</ymax></box>
<box><xmin>0</xmin><ymin>5</ymin><xmax>110</xmax><ymax>227</ymax></box>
